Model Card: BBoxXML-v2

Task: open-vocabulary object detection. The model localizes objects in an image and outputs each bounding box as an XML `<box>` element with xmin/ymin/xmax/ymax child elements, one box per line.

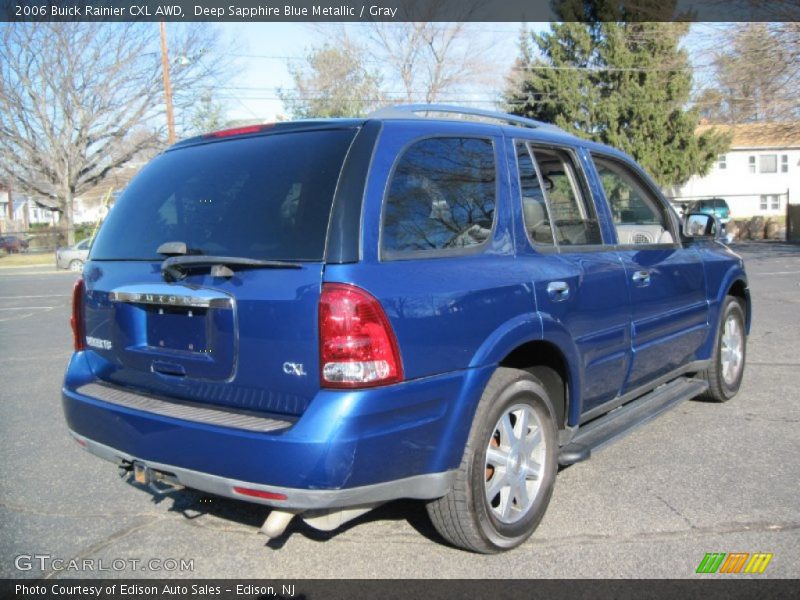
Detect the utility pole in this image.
<box><xmin>160</xmin><ymin>22</ymin><xmax>176</xmax><ymax>144</ymax></box>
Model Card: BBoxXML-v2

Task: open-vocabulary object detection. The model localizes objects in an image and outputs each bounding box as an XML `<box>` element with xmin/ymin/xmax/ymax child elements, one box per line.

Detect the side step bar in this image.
<box><xmin>558</xmin><ymin>377</ymin><xmax>708</xmax><ymax>466</ymax></box>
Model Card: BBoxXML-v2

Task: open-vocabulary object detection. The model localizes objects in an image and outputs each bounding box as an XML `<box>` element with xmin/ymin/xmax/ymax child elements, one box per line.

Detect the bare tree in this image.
<box><xmin>364</xmin><ymin>17</ymin><xmax>496</xmax><ymax>104</ymax></box>
<box><xmin>698</xmin><ymin>23</ymin><xmax>799</xmax><ymax>123</ymax></box>
<box><xmin>278</xmin><ymin>35</ymin><xmax>383</xmax><ymax>118</ymax></box>
<box><xmin>708</xmin><ymin>0</ymin><xmax>800</xmax><ymax>21</ymax></box>
<box><xmin>0</xmin><ymin>23</ymin><xmax>229</xmax><ymax>244</ymax></box>
<box><xmin>302</xmin><ymin>1</ymin><xmax>494</xmax><ymax>107</ymax></box>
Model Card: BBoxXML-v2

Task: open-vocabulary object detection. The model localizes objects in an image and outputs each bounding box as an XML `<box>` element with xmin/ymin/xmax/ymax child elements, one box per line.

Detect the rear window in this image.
<box><xmin>91</xmin><ymin>129</ymin><xmax>357</xmax><ymax>261</ymax></box>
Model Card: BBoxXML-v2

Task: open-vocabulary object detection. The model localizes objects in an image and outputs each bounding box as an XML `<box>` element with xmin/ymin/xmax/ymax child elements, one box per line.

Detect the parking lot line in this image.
<box><xmin>0</xmin><ymin>294</ymin><xmax>71</xmax><ymax>299</ymax></box>
<box><xmin>0</xmin><ymin>306</ymin><xmax>57</xmax><ymax>310</ymax></box>
<box><xmin>752</xmin><ymin>270</ymin><xmax>800</xmax><ymax>276</ymax></box>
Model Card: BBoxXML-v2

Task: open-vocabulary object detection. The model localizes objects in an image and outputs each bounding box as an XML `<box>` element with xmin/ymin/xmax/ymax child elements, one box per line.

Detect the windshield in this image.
<box><xmin>90</xmin><ymin>129</ymin><xmax>357</xmax><ymax>262</ymax></box>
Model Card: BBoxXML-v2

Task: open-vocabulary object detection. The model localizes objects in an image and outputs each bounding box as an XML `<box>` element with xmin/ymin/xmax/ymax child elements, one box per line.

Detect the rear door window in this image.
<box><xmin>381</xmin><ymin>137</ymin><xmax>496</xmax><ymax>257</ymax></box>
<box><xmin>90</xmin><ymin>129</ymin><xmax>357</xmax><ymax>262</ymax></box>
<box><xmin>515</xmin><ymin>142</ymin><xmax>555</xmax><ymax>246</ymax></box>
<box><xmin>527</xmin><ymin>146</ymin><xmax>602</xmax><ymax>246</ymax></box>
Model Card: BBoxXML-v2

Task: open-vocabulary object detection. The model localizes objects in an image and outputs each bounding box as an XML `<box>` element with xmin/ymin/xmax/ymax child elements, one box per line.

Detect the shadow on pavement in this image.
<box><xmin>729</xmin><ymin>240</ymin><xmax>800</xmax><ymax>262</ymax></box>
<box><xmin>123</xmin><ymin>474</ymin><xmax>448</xmax><ymax>549</ymax></box>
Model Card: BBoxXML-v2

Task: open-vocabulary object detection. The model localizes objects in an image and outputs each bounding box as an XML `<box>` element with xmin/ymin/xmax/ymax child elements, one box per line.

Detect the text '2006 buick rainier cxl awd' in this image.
<box><xmin>63</xmin><ymin>105</ymin><xmax>749</xmax><ymax>553</ymax></box>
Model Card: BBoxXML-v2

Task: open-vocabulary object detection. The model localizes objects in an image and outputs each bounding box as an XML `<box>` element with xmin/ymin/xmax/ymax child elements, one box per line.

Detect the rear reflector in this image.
<box><xmin>319</xmin><ymin>283</ymin><xmax>403</xmax><ymax>388</ymax></box>
<box><xmin>232</xmin><ymin>486</ymin><xmax>288</xmax><ymax>501</ymax></box>
<box><xmin>205</xmin><ymin>124</ymin><xmax>273</xmax><ymax>138</ymax></box>
<box><xmin>71</xmin><ymin>278</ymin><xmax>86</xmax><ymax>351</ymax></box>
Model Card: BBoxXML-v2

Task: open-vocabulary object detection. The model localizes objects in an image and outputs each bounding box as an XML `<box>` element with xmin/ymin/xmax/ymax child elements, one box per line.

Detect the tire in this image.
<box><xmin>69</xmin><ymin>259</ymin><xmax>84</xmax><ymax>272</ymax></box>
<box><xmin>698</xmin><ymin>296</ymin><xmax>746</xmax><ymax>402</ymax></box>
<box><xmin>426</xmin><ymin>367</ymin><xmax>558</xmax><ymax>553</ymax></box>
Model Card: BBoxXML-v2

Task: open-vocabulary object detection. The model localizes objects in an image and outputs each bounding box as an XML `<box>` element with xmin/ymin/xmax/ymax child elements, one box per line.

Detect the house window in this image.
<box><xmin>748</xmin><ymin>156</ymin><xmax>756</xmax><ymax>173</ymax></box>
<box><xmin>717</xmin><ymin>154</ymin><xmax>727</xmax><ymax>169</ymax></box>
<box><xmin>759</xmin><ymin>154</ymin><xmax>777</xmax><ymax>173</ymax></box>
<box><xmin>761</xmin><ymin>195</ymin><xmax>781</xmax><ymax>211</ymax></box>
<box><xmin>781</xmin><ymin>155</ymin><xmax>788</xmax><ymax>173</ymax></box>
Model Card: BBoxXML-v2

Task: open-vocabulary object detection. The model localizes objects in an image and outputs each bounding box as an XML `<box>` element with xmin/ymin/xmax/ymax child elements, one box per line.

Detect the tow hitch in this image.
<box><xmin>120</xmin><ymin>460</ymin><xmax>184</xmax><ymax>495</ymax></box>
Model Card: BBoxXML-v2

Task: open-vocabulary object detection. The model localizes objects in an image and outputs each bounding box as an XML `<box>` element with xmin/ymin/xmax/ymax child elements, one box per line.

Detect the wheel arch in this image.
<box><xmin>698</xmin><ymin>267</ymin><xmax>751</xmax><ymax>360</ymax></box>
<box><xmin>726</xmin><ymin>277</ymin><xmax>751</xmax><ymax>334</ymax></box>
<box><xmin>498</xmin><ymin>341</ymin><xmax>572</xmax><ymax>431</ymax></box>
<box><xmin>468</xmin><ymin>313</ymin><xmax>582</xmax><ymax>429</ymax></box>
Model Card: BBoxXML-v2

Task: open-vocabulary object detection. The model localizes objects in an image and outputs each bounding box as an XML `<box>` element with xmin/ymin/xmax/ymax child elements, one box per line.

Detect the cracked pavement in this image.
<box><xmin>1</xmin><ymin>242</ymin><xmax>798</xmax><ymax>578</ymax></box>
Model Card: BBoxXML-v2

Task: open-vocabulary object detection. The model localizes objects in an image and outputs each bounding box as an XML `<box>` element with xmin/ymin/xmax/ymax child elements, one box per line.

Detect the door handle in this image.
<box><xmin>632</xmin><ymin>270</ymin><xmax>651</xmax><ymax>286</ymax></box>
<box><xmin>547</xmin><ymin>281</ymin><xmax>570</xmax><ymax>302</ymax></box>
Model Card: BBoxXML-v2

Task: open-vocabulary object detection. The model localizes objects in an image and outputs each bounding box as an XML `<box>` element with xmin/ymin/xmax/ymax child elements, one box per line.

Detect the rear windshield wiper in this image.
<box><xmin>162</xmin><ymin>255</ymin><xmax>302</xmax><ymax>282</ymax></box>
<box><xmin>157</xmin><ymin>241</ymin><xmax>203</xmax><ymax>256</ymax></box>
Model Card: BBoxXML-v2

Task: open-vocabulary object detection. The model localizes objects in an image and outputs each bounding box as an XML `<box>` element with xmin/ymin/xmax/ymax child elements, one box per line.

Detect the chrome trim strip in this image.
<box><xmin>70</xmin><ymin>432</ymin><xmax>455</xmax><ymax>510</ymax></box>
<box><xmin>108</xmin><ymin>283</ymin><xmax>233</xmax><ymax>309</ymax></box>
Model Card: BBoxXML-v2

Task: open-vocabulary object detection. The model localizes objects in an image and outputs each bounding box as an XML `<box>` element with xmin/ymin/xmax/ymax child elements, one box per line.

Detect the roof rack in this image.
<box><xmin>368</xmin><ymin>104</ymin><xmax>565</xmax><ymax>133</ymax></box>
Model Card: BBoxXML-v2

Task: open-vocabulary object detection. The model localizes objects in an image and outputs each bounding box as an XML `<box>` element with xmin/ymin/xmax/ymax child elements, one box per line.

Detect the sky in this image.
<box><xmin>187</xmin><ymin>22</ymin><xmax>728</xmax><ymax>125</ymax></box>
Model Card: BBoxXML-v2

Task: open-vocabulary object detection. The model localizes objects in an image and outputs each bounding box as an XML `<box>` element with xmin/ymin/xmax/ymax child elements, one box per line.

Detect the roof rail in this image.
<box><xmin>368</xmin><ymin>104</ymin><xmax>565</xmax><ymax>133</ymax></box>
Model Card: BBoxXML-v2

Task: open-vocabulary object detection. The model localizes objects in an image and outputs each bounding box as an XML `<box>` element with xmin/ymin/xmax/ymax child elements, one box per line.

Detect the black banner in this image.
<box><xmin>2</xmin><ymin>0</ymin><xmax>799</xmax><ymax>22</ymax></box>
<box><xmin>3</xmin><ymin>579</ymin><xmax>800</xmax><ymax>600</ymax></box>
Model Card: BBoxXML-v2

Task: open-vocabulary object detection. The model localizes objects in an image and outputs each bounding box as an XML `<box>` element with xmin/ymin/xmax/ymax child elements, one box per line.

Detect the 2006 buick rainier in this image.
<box><xmin>63</xmin><ymin>105</ymin><xmax>749</xmax><ymax>553</ymax></box>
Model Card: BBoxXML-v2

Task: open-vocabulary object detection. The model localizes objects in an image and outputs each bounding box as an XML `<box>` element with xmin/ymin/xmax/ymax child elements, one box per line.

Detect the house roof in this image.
<box><xmin>698</xmin><ymin>122</ymin><xmax>800</xmax><ymax>149</ymax></box>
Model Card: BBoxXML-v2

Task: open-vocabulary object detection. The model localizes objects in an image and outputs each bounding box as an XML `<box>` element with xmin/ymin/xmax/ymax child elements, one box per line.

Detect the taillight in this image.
<box><xmin>71</xmin><ymin>278</ymin><xmax>85</xmax><ymax>351</ymax></box>
<box><xmin>204</xmin><ymin>124</ymin><xmax>273</xmax><ymax>138</ymax></box>
<box><xmin>319</xmin><ymin>283</ymin><xmax>403</xmax><ymax>388</ymax></box>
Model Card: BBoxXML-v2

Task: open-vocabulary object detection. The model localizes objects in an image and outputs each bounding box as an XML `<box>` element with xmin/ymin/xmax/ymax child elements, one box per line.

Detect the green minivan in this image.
<box><xmin>687</xmin><ymin>197</ymin><xmax>731</xmax><ymax>224</ymax></box>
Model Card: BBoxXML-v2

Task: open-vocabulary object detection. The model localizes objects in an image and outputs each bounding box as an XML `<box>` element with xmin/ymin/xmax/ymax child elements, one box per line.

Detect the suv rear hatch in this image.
<box><xmin>82</xmin><ymin>125</ymin><xmax>361</xmax><ymax>417</ymax></box>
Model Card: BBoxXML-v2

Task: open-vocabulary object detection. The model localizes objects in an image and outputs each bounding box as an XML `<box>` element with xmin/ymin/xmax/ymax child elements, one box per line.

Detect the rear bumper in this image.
<box><xmin>62</xmin><ymin>352</ymin><xmax>493</xmax><ymax>509</ymax></box>
<box><xmin>70</xmin><ymin>432</ymin><xmax>454</xmax><ymax>509</ymax></box>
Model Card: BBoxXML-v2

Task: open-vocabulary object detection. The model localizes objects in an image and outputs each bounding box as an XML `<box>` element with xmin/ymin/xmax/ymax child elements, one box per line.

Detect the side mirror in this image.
<box><xmin>683</xmin><ymin>213</ymin><xmax>720</xmax><ymax>239</ymax></box>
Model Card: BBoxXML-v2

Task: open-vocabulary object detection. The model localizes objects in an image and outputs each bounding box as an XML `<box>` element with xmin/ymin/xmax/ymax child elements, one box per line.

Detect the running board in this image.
<box><xmin>558</xmin><ymin>377</ymin><xmax>708</xmax><ymax>466</ymax></box>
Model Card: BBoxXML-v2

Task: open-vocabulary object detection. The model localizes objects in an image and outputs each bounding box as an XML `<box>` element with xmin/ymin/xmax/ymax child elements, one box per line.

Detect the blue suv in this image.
<box><xmin>63</xmin><ymin>105</ymin><xmax>750</xmax><ymax>553</ymax></box>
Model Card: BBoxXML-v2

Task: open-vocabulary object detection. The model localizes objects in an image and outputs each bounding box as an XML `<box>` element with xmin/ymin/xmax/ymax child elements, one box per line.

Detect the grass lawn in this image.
<box><xmin>0</xmin><ymin>252</ymin><xmax>54</xmax><ymax>267</ymax></box>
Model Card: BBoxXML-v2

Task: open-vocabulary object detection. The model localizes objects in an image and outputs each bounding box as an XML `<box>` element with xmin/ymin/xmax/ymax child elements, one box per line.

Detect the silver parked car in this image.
<box><xmin>56</xmin><ymin>238</ymin><xmax>91</xmax><ymax>271</ymax></box>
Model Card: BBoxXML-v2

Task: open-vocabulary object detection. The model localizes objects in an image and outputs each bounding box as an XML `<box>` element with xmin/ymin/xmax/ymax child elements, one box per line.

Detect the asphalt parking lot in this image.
<box><xmin>1</xmin><ymin>242</ymin><xmax>798</xmax><ymax>579</ymax></box>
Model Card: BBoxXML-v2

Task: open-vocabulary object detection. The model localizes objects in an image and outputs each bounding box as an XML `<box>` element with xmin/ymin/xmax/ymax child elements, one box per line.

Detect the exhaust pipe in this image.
<box><xmin>259</xmin><ymin>510</ymin><xmax>297</xmax><ymax>539</ymax></box>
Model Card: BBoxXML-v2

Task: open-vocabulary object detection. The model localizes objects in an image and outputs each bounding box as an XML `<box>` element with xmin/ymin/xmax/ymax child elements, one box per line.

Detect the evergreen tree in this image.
<box><xmin>504</xmin><ymin>22</ymin><xmax>729</xmax><ymax>187</ymax></box>
<box><xmin>279</xmin><ymin>39</ymin><xmax>383</xmax><ymax>119</ymax></box>
<box><xmin>188</xmin><ymin>92</ymin><xmax>226</xmax><ymax>135</ymax></box>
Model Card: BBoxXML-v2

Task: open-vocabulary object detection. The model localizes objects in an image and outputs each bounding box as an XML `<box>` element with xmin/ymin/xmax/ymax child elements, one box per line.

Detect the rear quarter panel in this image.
<box><xmin>324</xmin><ymin>120</ymin><xmax>535</xmax><ymax>380</ymax></box>
<box><xmin>323</xmin><ymin>120</ymin><xmax>545</xmax><ymax>472</ymax></box>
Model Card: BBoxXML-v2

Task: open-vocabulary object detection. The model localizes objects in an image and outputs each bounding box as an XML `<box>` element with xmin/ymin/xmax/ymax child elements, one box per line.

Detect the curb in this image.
<box><xmin>0</xmin><ymin>264</ymin><xmax>55</xmax><ymax>270</ymax></box>
<box><xmin>0</xmin><ymin>266</ymin><xmax>75</xmax><ymax>276</ymax></box>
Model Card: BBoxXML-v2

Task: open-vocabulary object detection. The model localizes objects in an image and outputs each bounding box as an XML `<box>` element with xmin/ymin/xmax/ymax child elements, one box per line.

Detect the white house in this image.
<box><xmin>0</xmin><ymin>186</ymin><xmax>58</xmax><ymax>232</ymax></box>
<box><xmin>672</xmin><ymin>123</ymin><xmax>799</xmax><ymax>219</ymax></box>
